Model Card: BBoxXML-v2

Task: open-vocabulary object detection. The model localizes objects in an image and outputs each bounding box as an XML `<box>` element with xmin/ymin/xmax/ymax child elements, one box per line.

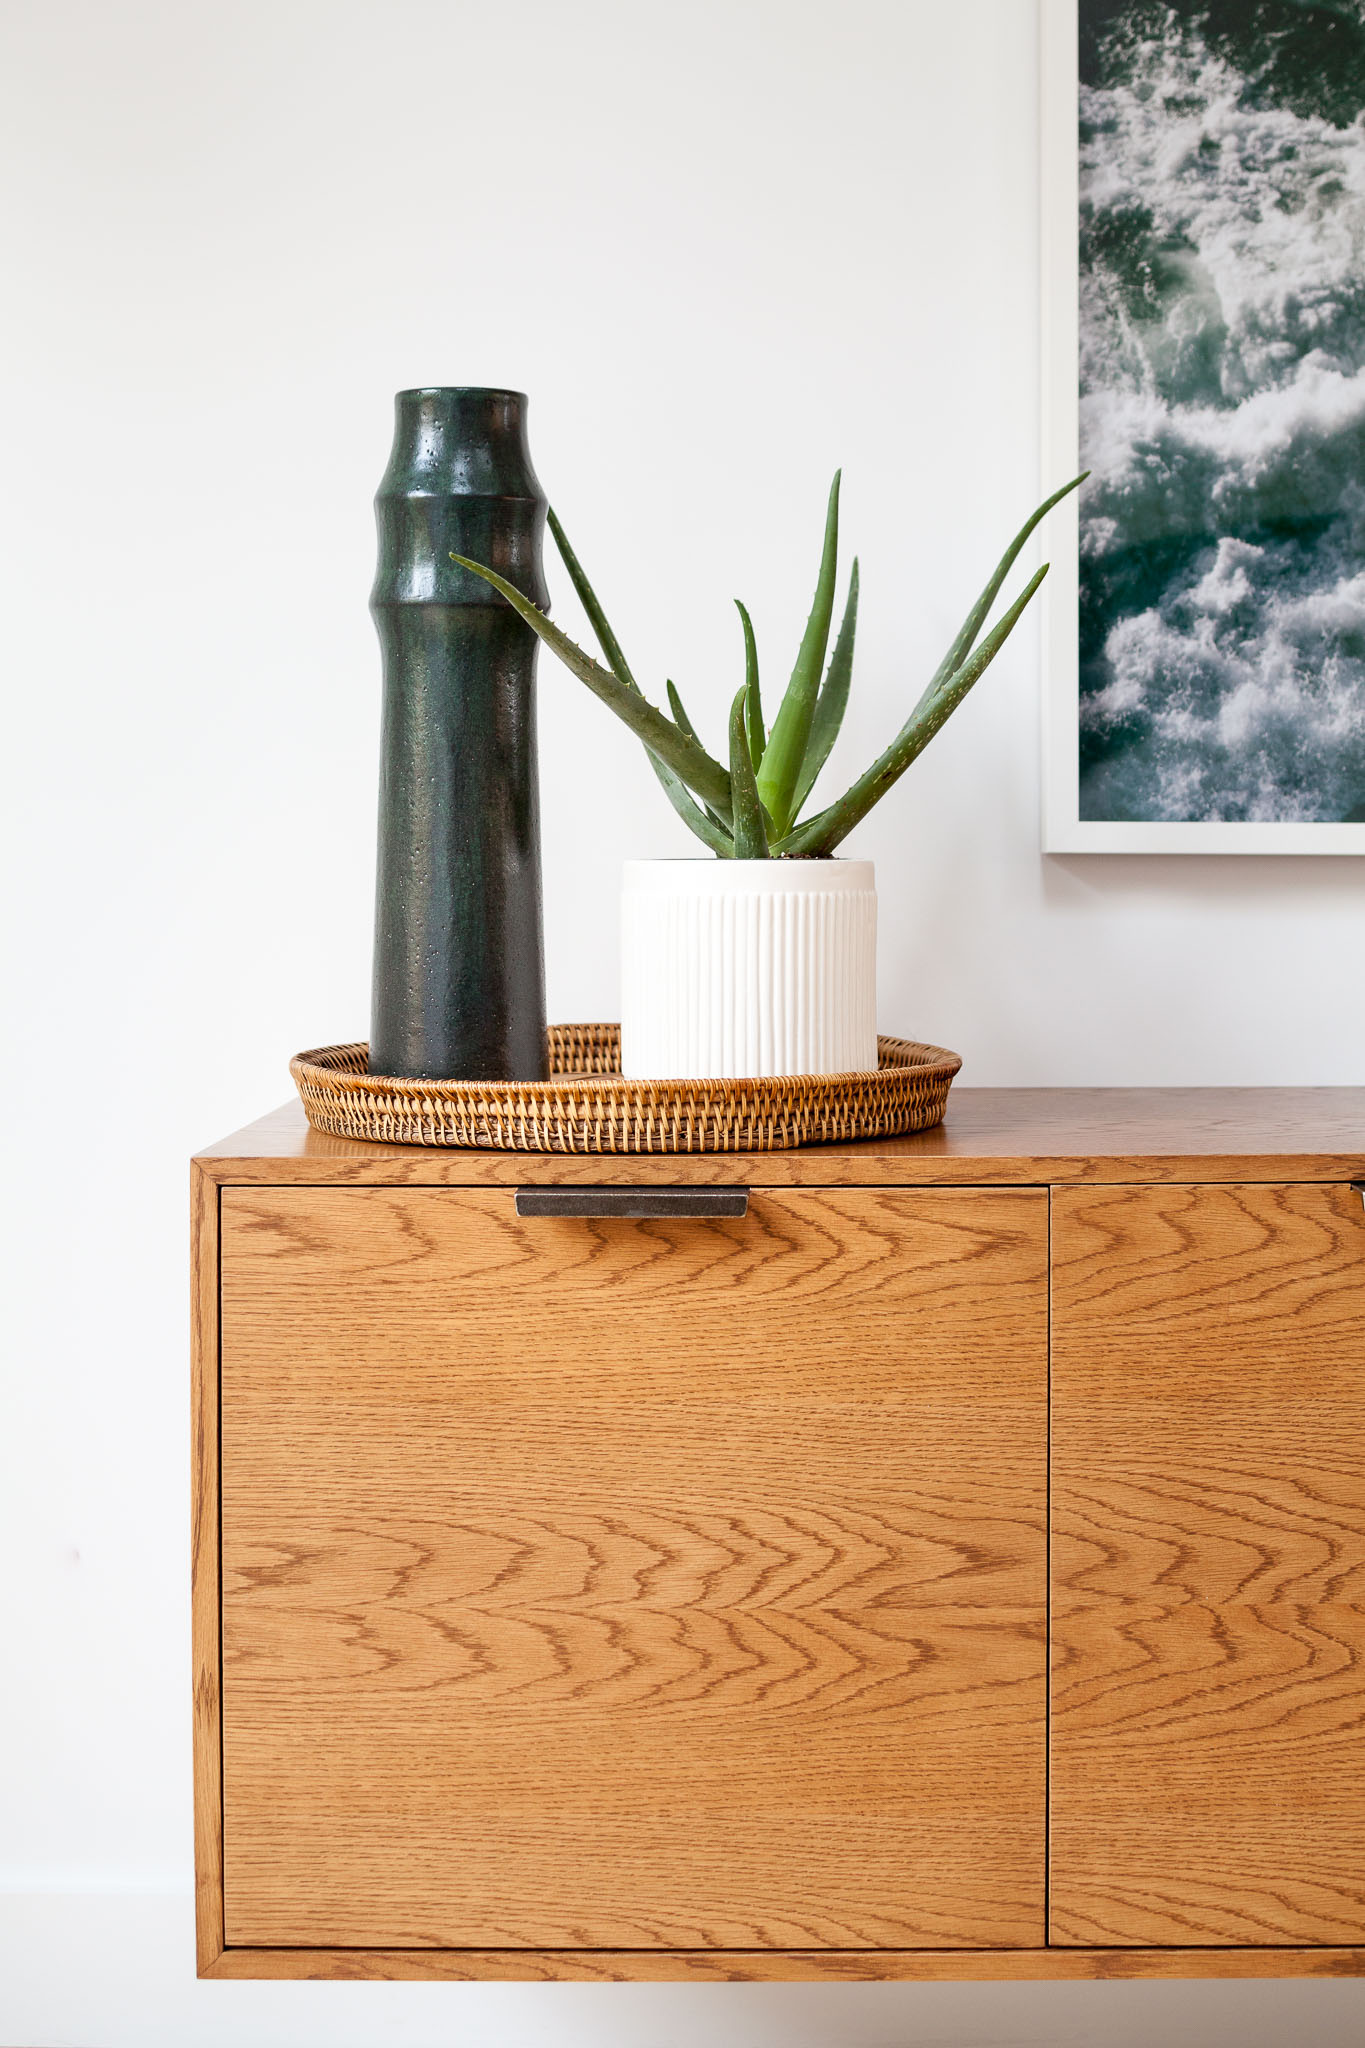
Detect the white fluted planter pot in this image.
<box><xmin>620</xmin><ymin>859</ymin><xmax>878</xmax><ymax>1080</ymax></box>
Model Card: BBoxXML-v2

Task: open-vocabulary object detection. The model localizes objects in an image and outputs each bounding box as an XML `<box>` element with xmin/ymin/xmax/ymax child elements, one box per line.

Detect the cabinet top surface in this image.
<box><xmin>193</xmin><ymin>1088</ymin><xmax>1365</xmax><ymax>1186</ymax></box>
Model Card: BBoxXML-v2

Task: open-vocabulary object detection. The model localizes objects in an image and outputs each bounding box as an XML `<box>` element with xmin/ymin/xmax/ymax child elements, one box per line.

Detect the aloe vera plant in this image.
<box><xmin>452</xmin><ymin>469</ymin><xmax>1084</xmax><ymax>858</ymax></box>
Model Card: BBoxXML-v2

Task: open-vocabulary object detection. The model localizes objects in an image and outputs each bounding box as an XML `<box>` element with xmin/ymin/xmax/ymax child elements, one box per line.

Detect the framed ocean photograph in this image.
<box><xmin>1041</xmin><ymin>0</ymin><xmax>1365</xmax><ymax>851</ymax></box>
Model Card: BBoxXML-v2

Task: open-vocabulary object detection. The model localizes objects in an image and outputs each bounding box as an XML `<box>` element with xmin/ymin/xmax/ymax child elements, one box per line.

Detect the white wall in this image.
<box><xmin>1</xmin><ymin>2</ymin><xmax>1361</xmax><ymax>2043</ymax></box>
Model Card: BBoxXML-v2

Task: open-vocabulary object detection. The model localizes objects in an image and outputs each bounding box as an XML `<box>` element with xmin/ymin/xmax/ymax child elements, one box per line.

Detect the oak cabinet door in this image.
<box><xmin>218</xmin><ymin>1186</ymin><xmax>1047</xmax><ymax>1951</ymax></box>
<box><xmin>1051</xmin><ymin>1183</ymin><xmax>1365</xmax><ymax>1946</ymax></box>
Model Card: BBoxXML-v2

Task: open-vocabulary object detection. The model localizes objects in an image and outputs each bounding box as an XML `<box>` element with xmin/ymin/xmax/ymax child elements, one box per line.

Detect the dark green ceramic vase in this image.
<box><xmin>369</xmin><ymin>387</ymin><xmax>549</xmax><ymax>1082</ymax></box>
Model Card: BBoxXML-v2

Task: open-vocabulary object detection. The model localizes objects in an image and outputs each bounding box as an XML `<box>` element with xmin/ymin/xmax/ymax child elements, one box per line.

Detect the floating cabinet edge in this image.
<box><xmin>201</xmin><ymin>1944</ymin><xmax>1365</xmax><ymax>1982</ymax></box>
<box><xmin>191</xmin><ymin>1119</ymin><xmax>1365</xmax><ymax>1981</ymax></box>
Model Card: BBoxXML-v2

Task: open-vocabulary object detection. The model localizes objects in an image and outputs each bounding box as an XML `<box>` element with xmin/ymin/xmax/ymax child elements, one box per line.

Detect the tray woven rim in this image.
<box><xmin>291</xmin><ymin>1025</ymin><xmax>962</xmax><ymax>1153</ymax></box>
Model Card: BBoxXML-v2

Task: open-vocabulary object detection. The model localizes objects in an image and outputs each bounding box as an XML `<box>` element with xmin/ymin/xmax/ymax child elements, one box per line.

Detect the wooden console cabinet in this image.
<box><xmin>192</xmin><ymin>1089</ymin><xmax>1365</xmax><ymax>1981</ymax></box>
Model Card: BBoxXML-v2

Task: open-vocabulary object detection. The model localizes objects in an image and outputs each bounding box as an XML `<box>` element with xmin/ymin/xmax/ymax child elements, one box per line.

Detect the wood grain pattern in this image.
<box><xmin>218</xmin><ymin>1186</ymin><xmax>1048</xmax><ymax>1950</ymax></box>
<box><xmin>1051</xmin><ymin>1182</ymin><xmax>1365</xmax><ymax>1948</ymax></box>
<box><xmin>201</xmin><ymin>1943</ymin><xmax>1365</xmax><ymax>1981</ymax></box>
<box><xmin>189</xmin><ymin>1161</ymin><xmax>223</xmax><ymax>1972</ymax></box>
<box><xmin>194</xmin><ymin>1088</ymin><xmax>1365</xmax><ymax>1187</ymax></box>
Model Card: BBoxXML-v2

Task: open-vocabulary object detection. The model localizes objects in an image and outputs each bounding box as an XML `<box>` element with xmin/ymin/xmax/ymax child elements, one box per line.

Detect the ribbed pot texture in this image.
<box><xmin>620</xmin><ymin>859</ymin><xmax>878</xmax><ymax>1080</ymax></box>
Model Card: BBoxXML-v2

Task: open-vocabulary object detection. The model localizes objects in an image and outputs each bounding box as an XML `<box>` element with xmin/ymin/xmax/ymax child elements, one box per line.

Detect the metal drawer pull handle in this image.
<box><xmin>515</xmin><ymin>1187</ymin><xmax>749</xmax><ymax>1220</ymax></box>
<box><xmin>1353</xmin><ymin>1182</ymin><xmax>1365</xmax><ymax>1215</ymax></box>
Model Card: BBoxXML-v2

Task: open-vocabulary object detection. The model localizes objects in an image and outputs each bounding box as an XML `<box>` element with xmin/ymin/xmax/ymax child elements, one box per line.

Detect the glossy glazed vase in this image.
<box><xmin>370</xmin><ymin>387</ymin><xmax>549</xmax><ymax>1081</ymax></box>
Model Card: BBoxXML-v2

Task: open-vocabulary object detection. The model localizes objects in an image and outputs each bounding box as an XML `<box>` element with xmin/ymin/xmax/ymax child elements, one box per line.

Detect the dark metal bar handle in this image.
<box><xmin>515</xmin><ymin>1187</ymin><xmax>749</xmax><ymax>1220</ymax></box>
<box><xmin>1353</xmin><ymin>1182</ymin><xmax>1365</xmax><ymax>1215</ymax></box>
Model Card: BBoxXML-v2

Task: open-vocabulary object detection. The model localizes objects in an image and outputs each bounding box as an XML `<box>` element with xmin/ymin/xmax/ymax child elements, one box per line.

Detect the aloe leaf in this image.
<box><xmin>451</xmin><ymin>552</ymin><xmax>732</xmax><ymax>820</ymax></box>
<box><xmin>663</xmin><ymin>682</ymin><xmax>729</xmax><ymax>830</ymax></box>
<box><xmin>728</xmin><ymin>687</ymin><xmax>770</xmax><ymax>859</ymax></box>
<box><xmin>547</xmin><ymin>505</ymin><xmax>640</xmax><ymax>690</ymax></box>
<box><xmin>906</xmin><ymin>473</ymin><xmax>1086</xmax><ymax>725</ymax></box>
<box><xmin>546</xmin><ymin>513</ymin><xmax>729</xmax><ymax>850</ymax></box>
<box><xmin>643</xmin><ymin>725</ymin><xmax>732</xmax><ymax>850</ymax></box>
<box><xmin>755</xmin><ymin>471</ymin><xmax>841</xmax><ymax>837</ymax></box>
<box><xmin>778</xmin><ymin>563</ymin><xmax>1050</xmax><ymax>857</ymax></box>
<box><xmin>791</xmin><ymin>558</ymin><xmax>859</xmax><ymax>821</ymax></box>
<box><xmin>735</xmin><ymin>601</ymin><xmax>764</xmax><ymax>771</ymax></box>
<box><xmin>647</xmin><ymin>699</ymin><xmax>731</xmax><ymax>850</ymax></box>
<box><xmin>649</xmin><ymin>761</ymin><xmax>735</xmax><ymax>854</ymax></box>
<box><xmin>666</xmin><ymin>679</ymin><xmax>703</xmax><ymax>748</ymax></box>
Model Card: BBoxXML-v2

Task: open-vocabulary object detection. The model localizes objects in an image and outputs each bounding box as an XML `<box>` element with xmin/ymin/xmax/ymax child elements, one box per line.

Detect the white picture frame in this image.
<box><xmin>1039</xmin><ymin>0</ymin><xmax>1365</xmax><ymax>855</ymax></box>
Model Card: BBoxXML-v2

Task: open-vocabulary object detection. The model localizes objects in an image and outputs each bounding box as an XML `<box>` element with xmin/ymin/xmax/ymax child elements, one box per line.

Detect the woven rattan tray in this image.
<box><xmin>291</xmin><ymin>1024</ymin><xmax>961</xmax><ymax>1153</ymax></box>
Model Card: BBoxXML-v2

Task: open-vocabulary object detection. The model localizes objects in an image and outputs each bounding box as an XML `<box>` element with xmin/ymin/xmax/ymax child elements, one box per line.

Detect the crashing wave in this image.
<box><xmin>1079</xmin><ymin>0</ymin><xmax>1365</xmax><ymax>822</ymax></box>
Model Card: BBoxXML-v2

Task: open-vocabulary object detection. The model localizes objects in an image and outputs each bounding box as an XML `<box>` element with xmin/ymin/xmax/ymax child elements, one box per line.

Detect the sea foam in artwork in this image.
<box><xmin>1078</xmin><ymin>0</ymin><xmax>1365</xmax><ymax>822</ymax></box>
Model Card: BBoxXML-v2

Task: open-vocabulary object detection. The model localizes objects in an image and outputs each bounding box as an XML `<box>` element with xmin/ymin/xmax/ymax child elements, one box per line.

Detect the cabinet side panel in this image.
<box><xmin>219</xmin><ymin>1186</ymin><xmax>1049</xmax><ymax>1951</ymax></box>
<box><xmin>190</xmin><ymin>1162</ymin><xmax>223</xmax><ymax>1972</ymax></box>
<box><xmin>1051</xmin><ymin>1182</ymin><xmax>1365</xmax><ymax>1945</ymax></box>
